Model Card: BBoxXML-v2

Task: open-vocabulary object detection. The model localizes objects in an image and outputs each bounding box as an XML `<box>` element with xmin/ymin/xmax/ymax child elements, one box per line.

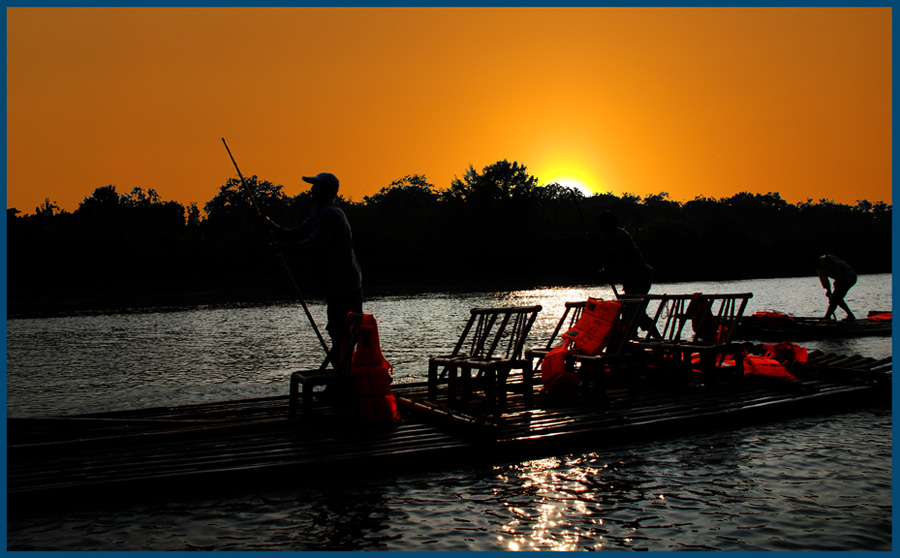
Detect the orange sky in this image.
<box><xmin>6</xmin><ymin>7</ymin><xmax>892</xmax><ymax>215</ymax></box>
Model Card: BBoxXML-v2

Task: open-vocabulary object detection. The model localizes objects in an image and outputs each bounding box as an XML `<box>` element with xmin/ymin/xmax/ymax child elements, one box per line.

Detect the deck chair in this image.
<box><xmin>525</xmin><ymin>300</ymin><xmax>588</xmax><ymax>365</ymax></box>
<box><xmin>289</xmin><ymin>312</ymin><xmax>363</xmax><ymax>419</ymax></box>
<box><xmin>427</xmin><ymin>305</ymin><xmax>542</xmax><ymax>414</ymax></box>
<box><xmin>631</xmin><ymin>293</ymin><xmax>752</xmax><ymax>377</ymax></box>
<box><xmin>526</xmin><ymin>297</ymin><xmax>651</xmax><ymax>365</ymax></box>
<box><xmin>530</xmin><ymin>297</ymin><xmax>651</xmax><ymax>400</ymax></box>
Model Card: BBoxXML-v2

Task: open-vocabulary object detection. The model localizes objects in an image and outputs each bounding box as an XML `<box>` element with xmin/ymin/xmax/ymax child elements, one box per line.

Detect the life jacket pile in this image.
<box><xmin>763</xmin><ymin>341</ymin><xmax>808</xmax><ymax>365</ymax></box>
<box><xmin>749</xmin><ymin>311</ymin><xmax>797</xmax><ymax>328</ymax></box>
<box><xmin>541</xmin><ymin>298</ymin><xmax>622</xmax><ymax>396</ymax></box>
<box><xmin>741</xmin><ymin>341</ymin><xmax>807</xmax><ymax>381</ymax></box>
<box><xmin>350</xmin><ymin>314</ymin><xmax>401</xmax><ymax>424</ymax></box>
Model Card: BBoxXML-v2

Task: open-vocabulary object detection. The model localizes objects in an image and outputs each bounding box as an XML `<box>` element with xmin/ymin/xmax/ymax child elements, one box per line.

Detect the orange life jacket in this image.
<box><xmin>867</xmin><ymin>312</ymin><xmax>892</xmax><ymax>322</ymax></box>
<box><xmin>350</xmin><ymin>314</ymin><xmax>401</xmax><ymax>424</ymax></box>
<box><xmin>540</xmin><ymin>339</ymin><xmax>582</xmax><ymax>396</ymax></box>
<box><xmin>763</xmin><ymin>342</ymin><xmax>808</xmax><ymax>365</ymax></box>
<box><xmin>730</xmin><ymin>341</ymin><xmax>805</xmax><ymax>380</ymax></box>
<box><xmin>561</xmin><ymin>297</ymin><xmax>623</xmax><ymax>355</ymax></box>
<box><xmin>743</xmin><ymin>354</ymin><xmax>797</xmax><ymax>380</ymax></box>
<box><xmin>750</xmin><ymin>311</ymin><xmax>797</xmax><ymax>328</ymax></box>
<box><xmin>541</xmin><ymin>298</ymin><xmax>622</xmax><ymax>396</ymax></box>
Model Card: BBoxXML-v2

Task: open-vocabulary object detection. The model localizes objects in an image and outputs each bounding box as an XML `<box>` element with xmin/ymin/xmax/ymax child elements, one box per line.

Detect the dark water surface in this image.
<box><xmin>6</xmin><ymin>275</ymin><xmax>892</xmax><ymax>550</ymax></box>
<box><xmin>6</xmin><ymin>410</ymin><xmax>891</xmax><ymax>551</ymax></box>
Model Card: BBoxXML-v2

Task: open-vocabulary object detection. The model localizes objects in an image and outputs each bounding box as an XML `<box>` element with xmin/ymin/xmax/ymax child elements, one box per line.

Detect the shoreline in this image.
<box><xmin>8</xmin><ymin>271</ymin><xmax>890</xmax><ymax>321</ymax></box>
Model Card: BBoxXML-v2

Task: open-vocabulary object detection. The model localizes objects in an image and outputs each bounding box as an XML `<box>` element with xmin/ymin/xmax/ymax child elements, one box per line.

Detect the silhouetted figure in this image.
<box><xmin>596</xmin><ymin>211</ymin><xmax>653</xmax><ymax>295</ymax></box>
<box><xmin>261</xmin><ymin>172</ymin><xmax>363</xmax><ymax>348</ymax></box>
<box><xmin>595</xmin><ymin>210</ymin><xmax>658</xmax><ymax>338</ymax></box>
<box><xmin>816</xmin><ymin>254</ymin><xmax>856</xmax><ymax>321</ymax></box>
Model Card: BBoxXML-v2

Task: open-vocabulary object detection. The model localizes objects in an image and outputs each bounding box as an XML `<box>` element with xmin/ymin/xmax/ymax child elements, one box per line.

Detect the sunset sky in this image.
<box><xmin>7</xmin><ymin>7</ymin><xmax>892</xmax><ymax>215</ymax></box>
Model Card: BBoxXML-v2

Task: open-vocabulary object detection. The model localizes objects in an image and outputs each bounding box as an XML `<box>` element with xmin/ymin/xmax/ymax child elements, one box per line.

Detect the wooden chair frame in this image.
<box><xmin>526</xmin><ymin>297</ymin><xmax>653</xmax><ymax>396</ymax></box>
<box><xmin>525</xmin><ymin>300</ymin><xmax>588</xmax><ymax>364</ymax></box>
<box><xmin>527</xmin><ymin>298</ymin><xmax>648</xmax><ymax>359</ymax></box>
<box><xmin>289</xmin><ymin>312</ymin><xmax>364</xmax><ymax>419</ymax></box>
<box><xmin>566</xmin><ymin>296</ymin><xmax>653</xmax><ymax>364</ymax></box>
<box><xmin>427</xmin><ymin>305</ymin><xmax>542</xmax><ymax>413</ymax></box>
<box><xmin>630</xmin><ymin>293</ymin><xmax>752</xmax><ymax>376</ymax></box>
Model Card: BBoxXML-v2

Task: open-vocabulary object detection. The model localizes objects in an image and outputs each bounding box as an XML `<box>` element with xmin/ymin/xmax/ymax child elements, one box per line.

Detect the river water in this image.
<box><xmin>6</xmin><ymin>274</ymin><xmax>893</xmax><ymax>550</ymax></box>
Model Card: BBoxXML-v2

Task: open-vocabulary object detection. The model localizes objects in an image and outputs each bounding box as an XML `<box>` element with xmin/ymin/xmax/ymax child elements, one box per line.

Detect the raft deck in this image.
<box><xmin>735</xmin><ymin>313</ymin><xmax>892</xmax><ymax>341</ymax></box>
<box><xmin>7</xmin><ymin>350</ymin><xmax>891</xmax><ymax>509</ymax></box>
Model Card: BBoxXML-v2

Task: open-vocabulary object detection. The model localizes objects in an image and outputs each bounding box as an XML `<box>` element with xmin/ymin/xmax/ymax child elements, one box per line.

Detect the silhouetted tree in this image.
<box><xmin>445</xmin><ymin>160</ymin><xmax>539</xmax><ymax>204</ymax></box>
<box><xmin>204</xmin><ymin>176</ymin><xmax>285</xmax><ymax>221</ymax></box>
<box><xmin>6</xmin><ymin>160</ymin><xmax>892</xmax><ymax>316</ymax></box>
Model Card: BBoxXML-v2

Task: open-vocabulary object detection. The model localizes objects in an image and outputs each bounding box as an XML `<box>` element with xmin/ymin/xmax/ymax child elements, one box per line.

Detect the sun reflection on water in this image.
<box><xmin>495</xmin><ymin>456</ymin><xmax>615</xmax><ymax>551</ymax></box>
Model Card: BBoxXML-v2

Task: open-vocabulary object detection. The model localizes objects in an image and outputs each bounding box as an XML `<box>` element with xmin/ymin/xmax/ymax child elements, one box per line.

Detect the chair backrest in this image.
<box><xmin>539</xmin><ymin>297</ymin><xmax>650</xmax><ymax>356</ymax></box>
<box><xmin>699</xmin><ymin>293</ymin><xmax>752</xmax><ymax>344</ymax></box>
<box><xmin>449</xmin><ymin>305</ymin><xmax>542</xmax><ymax>361</ymax></box>
<box><xmin>637</xmin><ymin>293</ymin><xmax>752</xmax><ymax>343</ymax></box>
<box><xmin>640</xmin><ymin>294</ymin><xmax>692</xmax><ymax>342</ymax></box>
<box><xmin>607</xmin><ymin>296</ymin><xmax>653</xmax><ymax>353</ymax></box>
<box><xmin>540</xmin><ymin>301</ymin><xmax>587</xmax><ymax>351</ymax></box>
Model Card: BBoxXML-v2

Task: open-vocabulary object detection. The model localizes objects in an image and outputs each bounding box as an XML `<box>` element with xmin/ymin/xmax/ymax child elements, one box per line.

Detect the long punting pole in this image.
<box><xmin>221</xmin><ymin>138</ymin><xmax>331</xmax><ymax>359</ymax></box>
<box><xmin>567</xmin><ymin>187</ymin><xmax>620</xmax><ymax>299</ymax></box>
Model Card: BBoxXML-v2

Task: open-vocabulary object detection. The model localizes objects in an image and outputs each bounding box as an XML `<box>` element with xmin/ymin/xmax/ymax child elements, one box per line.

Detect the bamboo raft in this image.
<box><xmin>7</xmin><ymin>349</ymin><xmax>891</xmax><ymax>510</ymax></box>
<box><xmin>735</xmin><ymin>311</ymin><xmax>892</xmax><ymax>341</ymax></box>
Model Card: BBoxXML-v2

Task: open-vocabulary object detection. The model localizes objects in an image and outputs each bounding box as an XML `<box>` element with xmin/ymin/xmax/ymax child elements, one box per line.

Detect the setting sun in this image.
<box><xmin>549</xmin><ymin>178</ymin><xmax>594</xmax><ymax>198</ymax></box>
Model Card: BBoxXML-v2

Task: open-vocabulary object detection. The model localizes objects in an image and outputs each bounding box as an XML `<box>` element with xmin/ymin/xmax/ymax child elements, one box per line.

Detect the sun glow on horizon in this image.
<box><xmin>542</xmin><ymin>172</ymin><xmax>603</xmax><ymax>197</ymax></box>
<box><xmin>553</xmin><ymin>179</ymin><xmax>593</xmax><ymax>197</ymax></box>
<box><xmin>535</xmin><ymin>158</ymin><xmax>614</xmax><ymax>198</ymax></box>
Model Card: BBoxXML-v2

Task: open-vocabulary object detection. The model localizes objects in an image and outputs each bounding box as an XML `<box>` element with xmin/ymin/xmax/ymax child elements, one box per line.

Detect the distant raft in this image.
<box><xmin>735</xmin><ymin>311</ymin><xmax>892</xmax><ymax>342</ymax></box>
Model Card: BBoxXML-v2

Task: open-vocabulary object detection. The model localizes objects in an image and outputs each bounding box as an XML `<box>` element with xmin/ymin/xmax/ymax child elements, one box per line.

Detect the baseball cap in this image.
<box><xmin>302</xmin><ymin>172</ymin><xmax>339</xmax><ymax>193</ymax></box>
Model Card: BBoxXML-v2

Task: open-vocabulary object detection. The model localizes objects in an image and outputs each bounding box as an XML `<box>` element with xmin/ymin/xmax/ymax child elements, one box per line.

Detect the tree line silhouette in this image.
<box><xmin>8</xmin><ymin>159</ymin><xmax>892</xmax><ymax>317</ymax></box>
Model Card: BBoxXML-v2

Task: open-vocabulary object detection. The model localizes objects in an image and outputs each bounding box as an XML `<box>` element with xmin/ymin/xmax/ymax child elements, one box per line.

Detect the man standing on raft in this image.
<box><xmin>259</xmin><ymin>172</ymin><xmax>363</xmax><ymax>348</ymax></box>
<box><xmin>596</xmin><ymin>210</ymin><xmax>653</xmax><ymax>296</ymax></box>
<box><xmin>816</xmin><ymin>254</ymin><xmax>856</xmax><ymax>321</ymax></box>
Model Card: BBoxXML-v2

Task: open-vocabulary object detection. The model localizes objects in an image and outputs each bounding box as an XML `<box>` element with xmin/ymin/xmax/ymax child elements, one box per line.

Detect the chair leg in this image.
<box><xmin>733</xmin><ymin>351</ymin><xmax>745</xmax><ymax>376</ymax></box>
<box><xmin>522</xmin><ymin>362</ymin><xmax>534</xmax><ymax>408</ymax></box>
<box><xmin>302</xmin><ymin>384</ymin><xmax>315</xmax><ymax>416</ymax></box>
<box><xmin>700</xmin><ymin>350</ymin><xmax>716</xmax><ymax>378</ymax></box>
<box><xmin>428</xmin><ymin>361</ymin><xmax>438</xmax><ymax>401</ymax></box>
<box><xmin>484</xmin><ymin>364</ymin><xmax>497</xmax><ymax>415</ymax></box>
<box><xmin>458</xmin><ymin>365</ymin><xmax>471</xmax><ymax>407</ymax></box>
<box><xmin>447</xmin><ymin>366</ymin><xmax>459</xmax><ymax>406</ymax></box>
<box><xmin>289</xmin><ymin>373</ymin><xmax>301</xmax><ymax>419</ymax></box>
<box><xmin>496</xmin><ymin>367</ymin><xmax>510</xmax><ymax>412</ymax></box>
